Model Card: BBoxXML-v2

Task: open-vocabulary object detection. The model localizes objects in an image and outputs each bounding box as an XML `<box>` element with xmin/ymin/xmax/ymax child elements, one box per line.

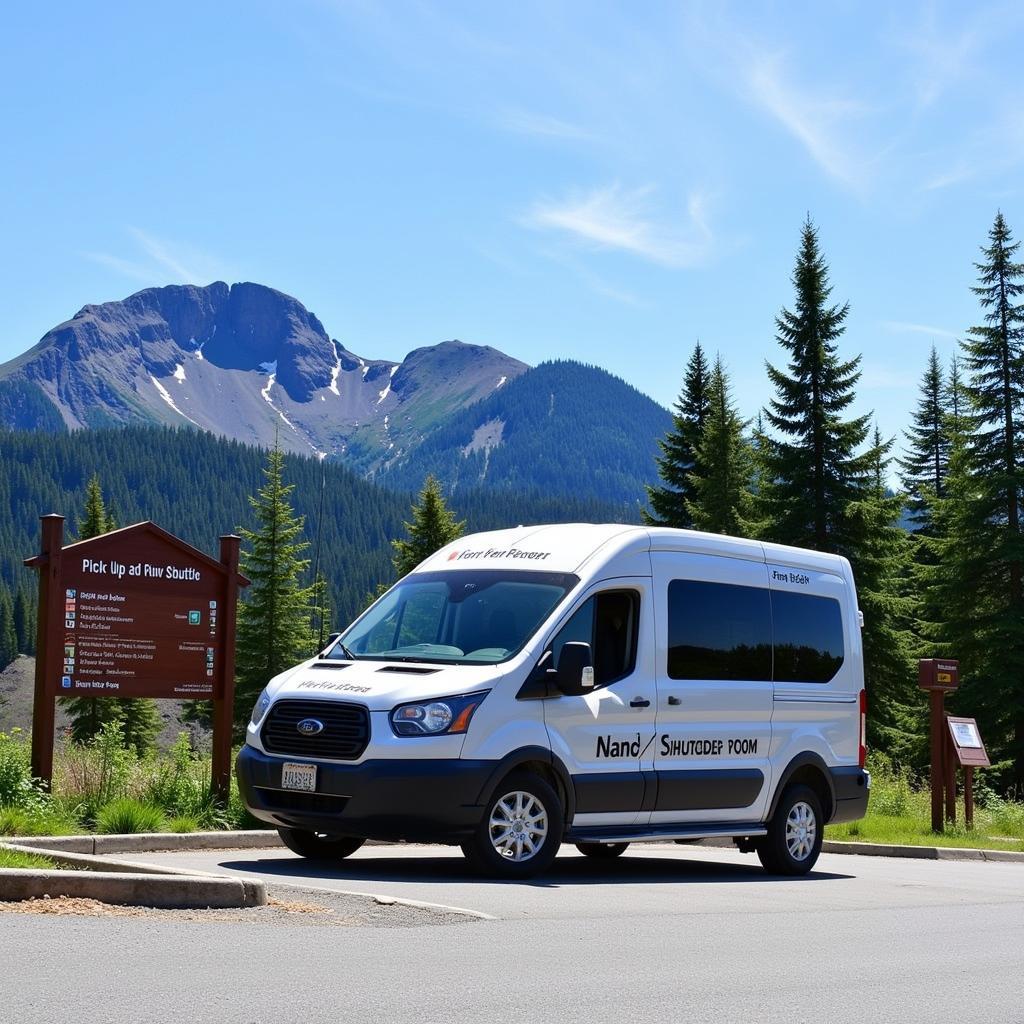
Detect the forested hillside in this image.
<box><xmin>383</xmin><ymin>360</ymin><xmax>672</xmax><ymax>506</ymax></box>
<box><xmin>0</xmin><ymin>425</ymin><xmax>636</xmax><ymax>629</ymax></box>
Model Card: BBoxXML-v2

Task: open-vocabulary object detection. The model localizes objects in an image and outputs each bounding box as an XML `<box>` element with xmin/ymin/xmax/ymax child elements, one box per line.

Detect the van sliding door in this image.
<box><xmin>651</xmin><ymin>553</ymin><xmax>774</xmax><ymax>825</ymax></box>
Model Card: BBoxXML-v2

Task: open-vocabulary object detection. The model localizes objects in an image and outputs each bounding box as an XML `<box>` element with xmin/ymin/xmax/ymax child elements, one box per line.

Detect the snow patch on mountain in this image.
<box><xmin>377</xmin><ymin>365</ymin><xmax>399</xmax><ymax>405</ymax></box>
<box><xmin>151</xmin><ymin>375</ymin><xmax>199</xmax><ymax>426</ymax></box>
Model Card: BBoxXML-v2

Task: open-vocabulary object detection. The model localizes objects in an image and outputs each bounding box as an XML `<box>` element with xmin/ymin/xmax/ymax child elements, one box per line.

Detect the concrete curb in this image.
<box><xmin>0</xmin><ymin>867</ymin><xmax>265</xmax><ymax>909</ymax></box>
<box><xmin>0</xmin><ymin>838</ymin><xmax>268</xmax><ymax>908</ymax></box>
<box><xmin>701</xmin><ymin>837</ymin><xmax>1024</xmax><ymax>863</ymax></box>
<box><xmin>10</xmin><ymin>830</ymin><xmax>282</xmax><ymax>855</ymax></box>
<box><xmin>821</xmin><ymin>839</ymin><xmax>1024</xmax><ymax>863</ymax></box>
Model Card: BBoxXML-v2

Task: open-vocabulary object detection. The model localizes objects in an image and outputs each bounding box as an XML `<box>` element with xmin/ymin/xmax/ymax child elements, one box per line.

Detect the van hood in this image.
<box><xmin>264</xmin><ymin>657</ymin><xmax>509</xmax><ymax>712</ymax></box>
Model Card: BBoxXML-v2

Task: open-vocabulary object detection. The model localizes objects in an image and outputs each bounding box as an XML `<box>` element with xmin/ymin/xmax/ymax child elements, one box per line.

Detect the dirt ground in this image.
<box><xmin>0</xmin><ymin>884</ymin><xmax>470</xmax><ymax>928</ymax></box>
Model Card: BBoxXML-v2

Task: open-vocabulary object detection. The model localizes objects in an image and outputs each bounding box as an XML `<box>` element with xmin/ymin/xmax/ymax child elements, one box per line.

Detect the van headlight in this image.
<box><xmin>389</xmin><ymin>691</ymin><xmax>489</xmax><ymax>737</ymax></box>
<box><xmin>250</xmin><ymin>688</ymin><xmax>272</xmax><ymax>727</ymax></box>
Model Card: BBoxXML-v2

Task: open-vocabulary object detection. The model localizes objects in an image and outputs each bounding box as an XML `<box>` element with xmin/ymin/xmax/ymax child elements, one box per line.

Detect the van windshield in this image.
<box><xmin>331</xmin><ymin>570</ymin><xmax>579</xmax><ymax>664</ymax></box>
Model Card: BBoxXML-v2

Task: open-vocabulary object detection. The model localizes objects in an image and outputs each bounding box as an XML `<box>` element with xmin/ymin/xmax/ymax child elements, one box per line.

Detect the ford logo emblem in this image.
<box><xmin>296</xmin><ymin>718</ymin><xmax>324</xmax><ymax>736</ymax></box>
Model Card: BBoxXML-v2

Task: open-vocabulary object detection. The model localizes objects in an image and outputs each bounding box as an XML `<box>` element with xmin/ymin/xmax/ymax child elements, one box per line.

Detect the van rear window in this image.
<box><xmin>771</xmin><ymin>590</ymin><xmax>844</xmax><ymax>683</ymax></box>
<box><xmin>666</xmin><ymin>580</ymin><xmax>845</xmax><ymax>683</ymax></box>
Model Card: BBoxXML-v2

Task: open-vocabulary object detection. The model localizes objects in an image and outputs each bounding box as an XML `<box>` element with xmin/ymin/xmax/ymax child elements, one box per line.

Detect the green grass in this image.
<box><xmin>0</xmin><ymin>847</ymin><xmax>55</xmax><ymax>870</ymax></box>
<box><xmin>826</xmin><ymin>754</ymin><xmax>1024</xmax><ymax>852</ymax></box>
<box><xmin>827</xmin><ymin>815</ymin><xmax>1024</xmax><ymax>851</ymax></box>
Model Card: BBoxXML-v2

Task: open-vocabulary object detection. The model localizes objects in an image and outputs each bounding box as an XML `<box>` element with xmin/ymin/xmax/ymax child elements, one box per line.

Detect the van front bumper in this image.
<box><xmin>236</xmin><ymin>744</ymin><xmax>494</xmax><ymax>842</ymax></box>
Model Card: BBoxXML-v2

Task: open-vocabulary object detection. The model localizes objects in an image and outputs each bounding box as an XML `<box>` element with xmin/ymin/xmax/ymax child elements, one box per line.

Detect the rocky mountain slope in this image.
<box><xmin>0</xmin><ymin>282</ymin><xmax>527</xmax><ymax>469</ymax></box>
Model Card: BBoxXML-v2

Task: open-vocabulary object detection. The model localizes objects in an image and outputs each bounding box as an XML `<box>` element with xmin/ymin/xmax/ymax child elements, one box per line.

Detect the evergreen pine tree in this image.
<box><xmin>234</xmin><ymin>442</ymin><xmax>317</xmax><ymax>728</ymax></box>
<box><xmin>900</xmin><ymin>346</ymin><xmax>951</xmax><ymax>531</ymax></box>
<box><xmin>944</xmin><ymin>212</ymin><xmax>1024</xmax><ymax>784</ymax></box>
<box><xmin>392</xmin><ymin>476</ymin><xmax>466</xmax><ymax>578</ymax></box>
<box><xmin>643</xmin><ymin>342</ymin><xmax>711</xmax><ymax>527</ymax></box>
<box><xmin>686</xmin><ymin>357</ymin><xmax>757</xmax><ymax>536</ymax></box>
<box><xmin>13</xmin><ymin>586</ymin><xmax>34</xmax><ymax>655</ymax></box>
<box><xmin>0</xmin><ymin>585</ymin><xmax>17</xmax><ymax>671</ymax></box>
<box><xmin>62</xmin><ymin>475</ymin><xmax>160</xmax><ymax>753</ymax></box>
<box><xmin>757</xmin><ymin>218</ymin><xmax>877</xmax><ymax>552</ymax></box>
<box><xmin>849</xmin><ymin>426</ymin><xmax>922</xmax><ymax>761</ymax></box>
<box><xmin>77</xmin><ymin>474</ymin><xmax>109</xmax><ymax>540</ymax></box>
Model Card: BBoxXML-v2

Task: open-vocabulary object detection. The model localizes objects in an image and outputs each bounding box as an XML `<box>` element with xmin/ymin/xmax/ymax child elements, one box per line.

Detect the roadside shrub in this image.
<box><xmin>166</xmin><ymin>814</ymin><xmax>200</xmax><ymax>833</ymax></box>
<box><xmin>95</xmin><ymin>798</ymin><xmax>166</xmax><ymax>835</ymax></box>
<box><xmin>141</xmin><ymin>732</ymin><xmax>224</xmax><ymax>827</ymax></box>
<box><xmin>987</xmin><ymin>798</ymin><xmax>1024</xmax><ymax>839</ymax></box>
<box><xmin>0</xmin><ymin>802</ymin><xmax>81</xmax><ymax>837</ymax></box>
<box><xmin>0</xmin><ymin>728</ymin><xmax>45</xmax><ymax>810</ymax></box>
<box><xmin>57</xmin><ymin>720</ymin><xmax>136</xmax><ymax>825</ymax></box>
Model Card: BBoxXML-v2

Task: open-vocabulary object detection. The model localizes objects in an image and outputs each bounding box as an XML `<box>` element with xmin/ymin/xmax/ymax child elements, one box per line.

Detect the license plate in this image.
<box><xmin>281</xmin><ymin>762</ymin><xmax>317</xmax><ymax>792</ymax></box>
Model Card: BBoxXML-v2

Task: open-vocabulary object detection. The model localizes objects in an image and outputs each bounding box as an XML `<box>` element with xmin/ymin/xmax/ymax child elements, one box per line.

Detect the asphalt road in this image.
<box><xmin>4</xmin><ymin>843</ymin><xmax>1023</xmax><ymax>1024</ymax></box>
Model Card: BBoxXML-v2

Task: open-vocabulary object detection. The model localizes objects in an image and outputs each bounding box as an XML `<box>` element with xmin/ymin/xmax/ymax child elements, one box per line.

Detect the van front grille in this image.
<box><xmin>261</xmin><ymin>699</ymin><xmax>370</xmax><ymax>761</ymax></box>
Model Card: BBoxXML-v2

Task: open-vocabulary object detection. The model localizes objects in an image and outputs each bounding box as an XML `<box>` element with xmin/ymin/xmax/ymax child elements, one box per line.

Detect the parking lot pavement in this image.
<box><xmin>102</xmin><ymin>839</ymin><xmax>1024</xmax><ymax>921</ymax></box>
<box><xmin>6</xmin><ymin>842</ymin><xmax>1024</xmax><ymax>1024</ymax></box>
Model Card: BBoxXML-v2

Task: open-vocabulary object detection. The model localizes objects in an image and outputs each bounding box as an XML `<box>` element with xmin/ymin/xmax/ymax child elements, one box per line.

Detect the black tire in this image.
<box><xmin>757</xmin><ymin>784</ymin><xmax>824</xmax><ymax>875</ymax></box>
<box><xmin>277</xmin><ymin>827</ymin><xmax>366</xmax><ymax>860</ymax></box>
<box><xmin>575</xmin><ymin>842</ymin><xmax>630</xmax><ymax>860</ymax></box>
<box><xmin>461</xmin><ymin>771</ymin><xmax>564</xmax><ymax>879</ymax></box>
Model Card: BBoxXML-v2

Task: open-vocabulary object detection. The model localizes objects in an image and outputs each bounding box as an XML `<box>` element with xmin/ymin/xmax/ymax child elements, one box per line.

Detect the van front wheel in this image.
<box><xmin>462</xmin><ymin>771</ymin><xmax>564</xmax><ymax>879</ymax></box>
<box><xmin>757</xmin><ymin>784</ymin><xmax>823</xmax><ymax>875</ymax></box>
<box><xmin>278</xmin><ymin>827</ymin><xmax>365</xmax><ymax>860</ymax></box>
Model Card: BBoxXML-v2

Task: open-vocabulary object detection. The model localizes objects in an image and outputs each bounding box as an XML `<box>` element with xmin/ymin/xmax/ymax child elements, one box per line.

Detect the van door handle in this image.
<box><xmin>667</xmin><ymin>696</ymin><xmax>682</xmax><ymax>706</ymax></box>
<box><xmin>629</xmin><ymin>697</ymin><xmax>651</xmax><ymax>708</ymax></box>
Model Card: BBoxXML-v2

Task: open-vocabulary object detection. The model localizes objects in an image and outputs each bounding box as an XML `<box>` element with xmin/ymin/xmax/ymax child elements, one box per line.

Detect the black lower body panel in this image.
<box><xmin>236</xmin><ymin>745</ymin><xmax>493</xmax><ymax>842</ymax></box>
<box><xmin>828</xmin><ymin>765</ymin><xmax>870</xmax><ymax>823</ymax></box>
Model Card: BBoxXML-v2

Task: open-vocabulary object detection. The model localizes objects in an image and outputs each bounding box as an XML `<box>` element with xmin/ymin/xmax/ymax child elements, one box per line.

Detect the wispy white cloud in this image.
<box><xmin>523</xmin><ymin>184</ymin><xmax>713</xmax><ymax>267</ymax></box>
<box><xmin>499</xmin><ymin>108</ymin><xmax>597</xmax><ymax>143</ymax></box>
<box><xmin>85</xmin><ymin>229</ymin><xmax>228</xmax><ymax>286</ymax></box>
<box><xmin>746</xmin><ymin>53</ymin><xmax>870</xmax><ymax>193</ymax></box>
<box><xmin>859</xmin><ymin>364</ymin><xmax>920</xmax><ymax>390</ymax></box>
<box><xmin>881</xmin><ymin>320</ymin><xmax>960</xmax><ymax>339</ymax></box>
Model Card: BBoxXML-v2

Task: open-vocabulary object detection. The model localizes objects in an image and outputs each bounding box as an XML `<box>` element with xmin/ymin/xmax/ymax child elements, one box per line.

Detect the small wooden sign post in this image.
<box><xmin>25</xmin><ymin>516</ymin><xmax>248</xmax><ymax>800</ymax></box>
<box><xmin>918</xmin><ymin>658</ymin><xmax>960</xmax><ymax>832</ymax></box>
<box><xmin>945</xmin><ymin>716</ymin><xmax>991</xmax><ymax>831</ymax></box>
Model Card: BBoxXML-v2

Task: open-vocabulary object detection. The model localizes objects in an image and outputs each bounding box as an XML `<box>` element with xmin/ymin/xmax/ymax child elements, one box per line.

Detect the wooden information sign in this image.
<box><xmin>25</xmin><ymin>516</ymin><xmax>248</xmax><ymax>798</ymax></box>
<box><xmin>947</xmin><ymin>717</ymin><xmax>990</xmax><ymax>768</ymax></box>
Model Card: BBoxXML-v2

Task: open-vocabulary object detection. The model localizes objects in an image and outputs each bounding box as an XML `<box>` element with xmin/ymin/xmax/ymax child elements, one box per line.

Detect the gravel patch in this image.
<box><xmin>0</xmin><ymin>884</ymin><xmax>472</xmax><ymax>928</ymax></box>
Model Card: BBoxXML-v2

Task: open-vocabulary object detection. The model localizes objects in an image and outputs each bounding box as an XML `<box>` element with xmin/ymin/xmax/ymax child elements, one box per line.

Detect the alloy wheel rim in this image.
<box><xmin>489</xmin><ymin>790</ymin><xmax>548</xmax><ymax>862</ymax></box>
<box><xmin>785</xmin><ymin>801</ymin><xmax>817</xmax><ymax>861</ymax></box>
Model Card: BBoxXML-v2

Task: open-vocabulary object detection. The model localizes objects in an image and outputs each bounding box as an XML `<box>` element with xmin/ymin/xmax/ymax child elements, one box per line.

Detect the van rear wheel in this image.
<box><xmin>461</xmin><ymin>771</ymin><xmax>564</xmax><ymax>879</ymax></box>
<box><xmin>278</xmin><ymin>827</ymin><xmax>365</xmax><ymax>860</ymax></box>
<box><xmin>757</xmin><ymin>784</ymin><xmax>823</xmax><ymax>875</ymax></box>
<box><xmin>575</xmin><ymin>842</ymin><xmax>629</xmax><ymax>860</ymax></box>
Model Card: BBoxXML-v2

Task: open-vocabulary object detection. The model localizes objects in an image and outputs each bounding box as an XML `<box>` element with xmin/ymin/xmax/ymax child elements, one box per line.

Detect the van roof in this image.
<box><xmin>418</xmin><ymin>524</ymin><xmax>850</xmax><ymax>578</ymax></box>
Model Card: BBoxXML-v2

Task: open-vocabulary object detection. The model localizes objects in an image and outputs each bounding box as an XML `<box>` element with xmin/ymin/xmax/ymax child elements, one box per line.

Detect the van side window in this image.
<box><xmin>771</xmin><ymin>591</ymin><xmax>844</xmax><ymax>683</ymax></box>
<box><xmin>667</xmin><ymin>580</ymin><xmax>771</xmax><ymax>681</ymax></box>
<box><xmin>550</xmin><ymin>590</ymin><xmax>640</xmax><ymax>688</ymax></box>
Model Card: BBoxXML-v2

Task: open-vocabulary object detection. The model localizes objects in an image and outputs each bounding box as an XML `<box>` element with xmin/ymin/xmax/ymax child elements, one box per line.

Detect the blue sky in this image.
<box><xmin>3</xmin><ymin>1</ymin><xmax>1023</xmax><ymax>458</ymax></box>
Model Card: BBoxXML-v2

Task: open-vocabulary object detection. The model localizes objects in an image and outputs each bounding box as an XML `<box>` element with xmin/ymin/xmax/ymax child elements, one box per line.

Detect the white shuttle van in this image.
<box><xmin>237</xmin><ymin>524</ymin><xmax>869</xmax><ymax>878</ymax></box>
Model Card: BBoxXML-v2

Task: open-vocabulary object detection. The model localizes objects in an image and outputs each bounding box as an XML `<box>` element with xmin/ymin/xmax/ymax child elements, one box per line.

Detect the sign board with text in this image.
<box><xmin>26</xmin><ymin>517</ymin><xmax>247</xmax><ymax>796</ymax></box>
<box><xmin>918</xmin><ymin>658</ymin><xmax>959</xmax><ymax>690</ymax></box>
<box><xmin>53</xmin><ymin>529</ymin><xmax>228</xmax><ymax>699</ymax></box>
<box><xmin>947</xmin><ymin>716</ymin><xmax>991</xmax><ymax>768</ymax></box>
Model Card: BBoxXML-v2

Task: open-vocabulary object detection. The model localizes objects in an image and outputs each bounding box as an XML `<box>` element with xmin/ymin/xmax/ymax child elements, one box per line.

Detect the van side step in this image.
<box><xmin>566</xmin><ymin>821</ymin><xmax>767</xmax><ymax>844</ymax></box>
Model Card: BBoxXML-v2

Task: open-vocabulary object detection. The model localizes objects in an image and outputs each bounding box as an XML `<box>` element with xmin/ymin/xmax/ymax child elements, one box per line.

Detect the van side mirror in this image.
<box><xmin>556</xmin><ymin>642</ymin><xmax>595</xmax><ymax>696</ymax></box>
<box><xmin>318</xmin><ymin>632</ymin><xmax>342</xmax><ymax>659</ymax></box>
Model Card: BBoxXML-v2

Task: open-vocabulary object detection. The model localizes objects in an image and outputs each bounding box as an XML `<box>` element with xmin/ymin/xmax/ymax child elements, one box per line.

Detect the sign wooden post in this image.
<box><xmin>945</xmin><ymin>716</ymin><xmax>991</xmax><ymax>831</ymax></box>
<box><xmin>26</xmin><ymin>517</ymin><xmax>247</xmax><ymax>802</ymax></box>
<box><xmin>30</xmin><ymin>515</ymin><xmax>66</xmax><ymax>788</ymax></box>
<box><xmin>918</xmin><ymin>659</ymin><xmax>959</xmax><ymax>833</ymax></box>
<box><xmin>211</xmin><ymin>534</ymin><xmax>241</xmax><ymax>801</ymax></box>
